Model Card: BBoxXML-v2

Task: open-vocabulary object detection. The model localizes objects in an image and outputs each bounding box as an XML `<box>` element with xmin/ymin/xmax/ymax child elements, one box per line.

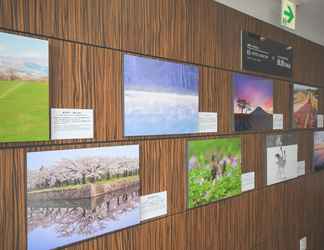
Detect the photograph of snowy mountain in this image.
<box><xmin>293</xmin><ymin>84</ymin><xmax>319</xmax><ymax>129</ymax></box>
<box><xmin>123</xmin><ymin>54</ymin><xmax>199</xmax><ymax>136</ymax></box>
<box><xmin>27</xmin><ymin>145</ymin><xmax>140</xmax><ymax>250</ymax></box>
<box><xmin>0</xmin><ymin>31</ymin><xmax>49</xmax><ymax>142</ymax></box>
<box><xmin>233</xmin><ymin>73</ymin><xmax>273</xmax><ymax>131</ymax></box>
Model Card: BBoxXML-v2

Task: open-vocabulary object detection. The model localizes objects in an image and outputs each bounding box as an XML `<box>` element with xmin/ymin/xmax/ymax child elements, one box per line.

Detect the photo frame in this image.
<box><xmin>187</xmin><ymin>137</ymin><xmax>242</xmax><ymax>209</ymax></box>
<box><xmin>292</xmin><ymin>83</ymin><xmax>319</xmax><ymax>129</ymax></box>
<box><xmin>123</xmin><ymin>54</ymin><xmax>200</xmax><ymax>137</ymax></box>
<box><xmin>265</xmin><ymin>133</ymin><xmax>298</xmax><ymax>186</ymax></box>
<box><xmin>0</xmin><ymin>31</ymin><xmax>49</xmax><ymax>143</ymax></box>
<box><xmin>232</xmin><ymin>73</ymin><xmax>274</xmax><ymax>132</ymax></box>
<box><xmin>26</xmin><ymin>145</ymin><xmax>140</xmax><ymax>250</ymax></box>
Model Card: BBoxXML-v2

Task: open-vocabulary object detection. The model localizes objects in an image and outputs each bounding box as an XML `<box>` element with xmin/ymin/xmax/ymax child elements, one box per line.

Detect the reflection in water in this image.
<box><xmin>27</xmin><ymin>185</ymin><xmax>140</xmax><ymax>250</ymax></box>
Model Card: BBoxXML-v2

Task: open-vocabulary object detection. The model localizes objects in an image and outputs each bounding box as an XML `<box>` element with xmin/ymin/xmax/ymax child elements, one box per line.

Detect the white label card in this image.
<box><xmin>297</xmin><ymin>161</ymin><xmax>306</xmax><ymax>177</ymax></box>
<box><xmin>317</xmin><ymin>114</ymin><xmax>324</xmax><ymax>128</ymax></box>
<box><xmin>273</xmin><ymin>113</ymin><xmax>284</xmax><ymax>130</ymax></box>
<box><xmin>198</xmin><ymin>112</ymin><xmax>218</xmax><ymax>133</ymax></box>
<box><xmin>300</xmin><ymin>237</ymin><xmax>307</xmax><ymax>250</ymax></box>
<box><xmin>140</xmin><ymin>191</ymin><xmax>167</xmax><ymax>221</ymax></box>
<box><xmin>51</xmin><ymin>108</ymin><xmax>94</xmax><ymax>140</ymax></box>
<box><xmin>241</xmin><ymin>172</ymin><xmax>255</xmax><ymax>192</ymax></box>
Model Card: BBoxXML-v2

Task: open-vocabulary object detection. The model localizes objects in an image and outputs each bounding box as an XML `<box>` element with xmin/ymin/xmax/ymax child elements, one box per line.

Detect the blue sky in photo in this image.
<box><xmin>124</xmin><ymin>54</ymin><xmax>198</xmax><ymax>95</ymax></box>
<box><xmin>27</xmin><ymin>145</ymin><xmax>139</xmax><ymax>171</ymax></box>
<box><xmin>0</xmin><ymin>32</ymin><xmax>48</xmax><ymax>60</ymax></box>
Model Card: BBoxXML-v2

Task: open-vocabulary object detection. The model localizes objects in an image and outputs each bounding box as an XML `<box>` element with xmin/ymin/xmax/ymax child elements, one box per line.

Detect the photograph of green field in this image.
<box><xmin>187</xmin><ymin>137</ymin><xmax>242</xmax><ymax>209</ymax></box>
<box><xmin>0</xmin><ymin>32</ymin><xmax>49</xmax><ymax>142</ymax></box>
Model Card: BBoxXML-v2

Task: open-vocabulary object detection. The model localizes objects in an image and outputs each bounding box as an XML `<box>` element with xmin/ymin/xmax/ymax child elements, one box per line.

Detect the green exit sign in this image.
<box><xmin>281</xmin><ymin>0</ymin><xmax>296</xmax><ymax>30</ymax></box>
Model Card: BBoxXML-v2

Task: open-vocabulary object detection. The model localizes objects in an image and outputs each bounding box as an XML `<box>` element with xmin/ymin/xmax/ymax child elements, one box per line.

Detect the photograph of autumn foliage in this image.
<box><xmin>27</xmin><ymin>145</ymin><xmax>140</xmax><ymax>250</ymax></box>
<box><xmin>233</xmin><ymin>73</ymin><xmax>273</xmax><ymax>131</ymax></box>
<box><xmin>293</xmin><ymin>84</ymin><xmax>319</xmax><ymax>128</ymax></box>
<box><xmin>0</xmin><ymin>32</ymin><xmax>49</xmax><ymax>142</ymax></box>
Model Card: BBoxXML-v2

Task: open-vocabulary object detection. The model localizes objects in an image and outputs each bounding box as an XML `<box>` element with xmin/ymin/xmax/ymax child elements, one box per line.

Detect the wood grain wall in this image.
<box><xmin>0</xmin><ymin>0</ymin><xmax>324</xmax><ymax>250</ymax></box>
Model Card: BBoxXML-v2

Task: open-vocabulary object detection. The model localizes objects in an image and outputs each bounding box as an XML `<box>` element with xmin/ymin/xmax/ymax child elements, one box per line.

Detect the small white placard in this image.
<box><xmin>317</xmin><ymin>114</ymin><xmax>324</xmax><ymax>128</ymax></box>
<box><xmin>241</xmin><ymin>172</ymin><xmax>255</xmax><ymax>192</ymax></box>
<box><xmin>297</xmin><ymin>161</ymin><xmax>306</xmax><ymax>177</ymax></box>
<box><xmin>140</xmin><ymin>191</ymin><xmax>167</xmax><ymax>221</ymax></box>
<box><xmin>198</xmin><ymin>112</ymin><xmax>218</xmax><ymax>133</ymax></box>
<box><xmin>273</xmin><ymin>114</ymin><xmax>284</xmax><ymax>130</ymax></box>
<box><xmin>300</xmin><ymin>237</ymin><xmax>307</xmax><ymax>250</ymax></box>
<box><xmin>51</xmin><ymin>108</ymin><xmax>94</xmax><ymax>140</ymax></box>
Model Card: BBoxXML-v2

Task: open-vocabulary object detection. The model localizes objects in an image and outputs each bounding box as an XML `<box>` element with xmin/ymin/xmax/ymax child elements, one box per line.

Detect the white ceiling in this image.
<box><xmin>214</xmin><ymin>0</ymin><xmax>324</xmax><ymax>46</ymax></box>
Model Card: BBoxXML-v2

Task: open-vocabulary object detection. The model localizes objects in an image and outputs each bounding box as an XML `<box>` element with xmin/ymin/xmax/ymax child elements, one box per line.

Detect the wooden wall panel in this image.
<box><xmin>0</xmin><ymin>0</ymin><xmax>121</xmax><ymax>48</ymax></box>
<box><xmin>293</xmin><ymin>39</ymin><xmax>324</xmax><ymax>86</ymax></box>
<box><xmin>273</xmin><ymin>80</ymin><xmax>291</xmax><ymax>129</ymax></box>
<box><xmin>255</xmin><ymin>185</ymin><xmax>286</xmax><ymax>244</ymax></box>
<box><xmin>0</xmin><ymin>148</ymin><xmax>26</xmax><ymax>250</ymax></box>
<box><xmin>283</xmin><ymin>178</ymin><xmax>307</xmax><ymax>242</ymax></box>
<box><xmin>141</xmin><ymin>138</ymin><xmax>186</xmax><ymax>214</ymax></box>
<box><xmin>186</xmin><ymin>0</ymin><xmax>246</xmax><ymax>68</ymax></box>
<box><xmin>305</xmin><ymin>172</ymin><xmax>324</xmax><ymax>232</ymax></box>
<box><xmin>298</xmin><ymin>131</ymin><xmax>313</xmax><ymax>175</ymax></box>
<box><xmin>218</xmin><ymin>193</ymin><xmax>257</xmax><ymax>250</ymax></box>
<box><xmin>319</xmin><ymin>88</ymin><xmax>324</xmax><ymax>113</ymax></box>
<box><xmin>199</xmin><ymin>68</ymin><xmax>232</xmax><ymax>133</ymax></box>
<box><xmin>1</xmin><ymin>133</ymin><xmax>315</xmax><ymax>250</ymax></box>
<box><xmin>187</xmin><ymin>0</ymin><xmax>218</xmax><ymax>67</ymax></box>
<box><xmin>1</xmin><ymin>0</ymin><xmax>324</xmax><ymax>84</ymax></box>
<box><xmin>242</xmin><ymin>134</ymin><xmax>265</xmax><ymax>189</ymax></box>
<box><xmin>0</xmin><ymin>0</ymin><xmax>324</xmax><ymax>249</ymax></box>
<box><xmin>51</xmin><ymin>40</ymin><xmax>123</xmax><ymax>141</ymax></box>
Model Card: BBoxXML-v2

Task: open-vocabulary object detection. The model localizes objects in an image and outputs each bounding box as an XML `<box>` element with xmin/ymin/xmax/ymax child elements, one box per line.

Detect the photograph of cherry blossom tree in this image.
<box><xmin>27</xmin><ymin>145</ymin><xmax>140</xmax><ymax>250</ymax></box>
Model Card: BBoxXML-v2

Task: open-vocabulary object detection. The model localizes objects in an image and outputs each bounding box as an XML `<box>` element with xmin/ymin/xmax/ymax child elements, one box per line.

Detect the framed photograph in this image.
<box><xmin>266</xmin><ymin>133</ymin><xmax>298</xmax><ymax>185</ymax></box>
<box><xmin>232</xmin><ymin>73</ymin><xmax>274</xmax><ymax>131</ymax></box>
<box><xmin>313</xmin><ymin>131</ymin><xmax>324</xmax><ymax>171</ymax></box>
<box><xmin>123</xmin><ymin>54</ymin><xmax>199</xmax><ymax>137</ymax></box>
<box><xmin>187</xmin><ymin>137</ymin><xmax>242</xmax><ymax>209</ymax></box>
<box><xmin>0</xmin><ymin>31</ymin><xmax>49</xmax><ymax>142</ymax></box>
<box><xmin>293</xmin><ymin>83</ymin><xmax>319</xmax><ymax>128</ymax></box>
<box><xmin>27</xmin><ymin>145</ymin><xmax>140</xmax><ymax>250</ymax></box>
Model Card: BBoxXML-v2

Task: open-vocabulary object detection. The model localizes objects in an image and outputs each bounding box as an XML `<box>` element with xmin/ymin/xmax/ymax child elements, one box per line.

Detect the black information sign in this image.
<box><xmin>241</xmin><ymin>31</ymin><xmax>293</xmax><ymax>78</ymax></box>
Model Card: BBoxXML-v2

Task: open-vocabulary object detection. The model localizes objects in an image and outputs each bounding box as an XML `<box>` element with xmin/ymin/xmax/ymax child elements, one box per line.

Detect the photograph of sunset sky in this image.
<box><xmin>233</xmin><ymin>73</ymin><xmax>273</xmax><ymax>131</ymax></box>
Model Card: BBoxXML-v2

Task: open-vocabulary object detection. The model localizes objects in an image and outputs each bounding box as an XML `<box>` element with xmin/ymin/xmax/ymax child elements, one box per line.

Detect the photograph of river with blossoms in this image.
<box><xmin>26</xmin><ymin>145</ymin><xmax>140</xmax><ymax>250</ymax></box>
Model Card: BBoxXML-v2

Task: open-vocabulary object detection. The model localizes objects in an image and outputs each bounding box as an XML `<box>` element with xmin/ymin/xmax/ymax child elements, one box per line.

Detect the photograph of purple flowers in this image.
<box><xmin>233</xmin><ymin>73</ymin><xmax>274</xmax><ymax>131</ymax></box>
<box><xmin>187</xmin><ymin>137</ymin><xmax>242</xmax><ymax>209</ymax></box>
<box><xmin>27</xmin><ymin>145</ymin><xmax>140</xmax><ymax>250</ymax></box>
<box><xmin>123</xmin><ymin>54</ymin><xmax>199</xmax><ymax>136</ymax></box>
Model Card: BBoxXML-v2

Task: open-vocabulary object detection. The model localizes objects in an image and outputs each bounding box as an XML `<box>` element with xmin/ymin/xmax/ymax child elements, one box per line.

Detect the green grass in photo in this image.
<box><xmin>188</xmin><ymin>137</ymin><xmax>242</xmax><ymax>208</ymax></box>
<box><xmin>0</xmin><ymin>80</ymin><xmax>49</xmax><ymax>142</ymax></box>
